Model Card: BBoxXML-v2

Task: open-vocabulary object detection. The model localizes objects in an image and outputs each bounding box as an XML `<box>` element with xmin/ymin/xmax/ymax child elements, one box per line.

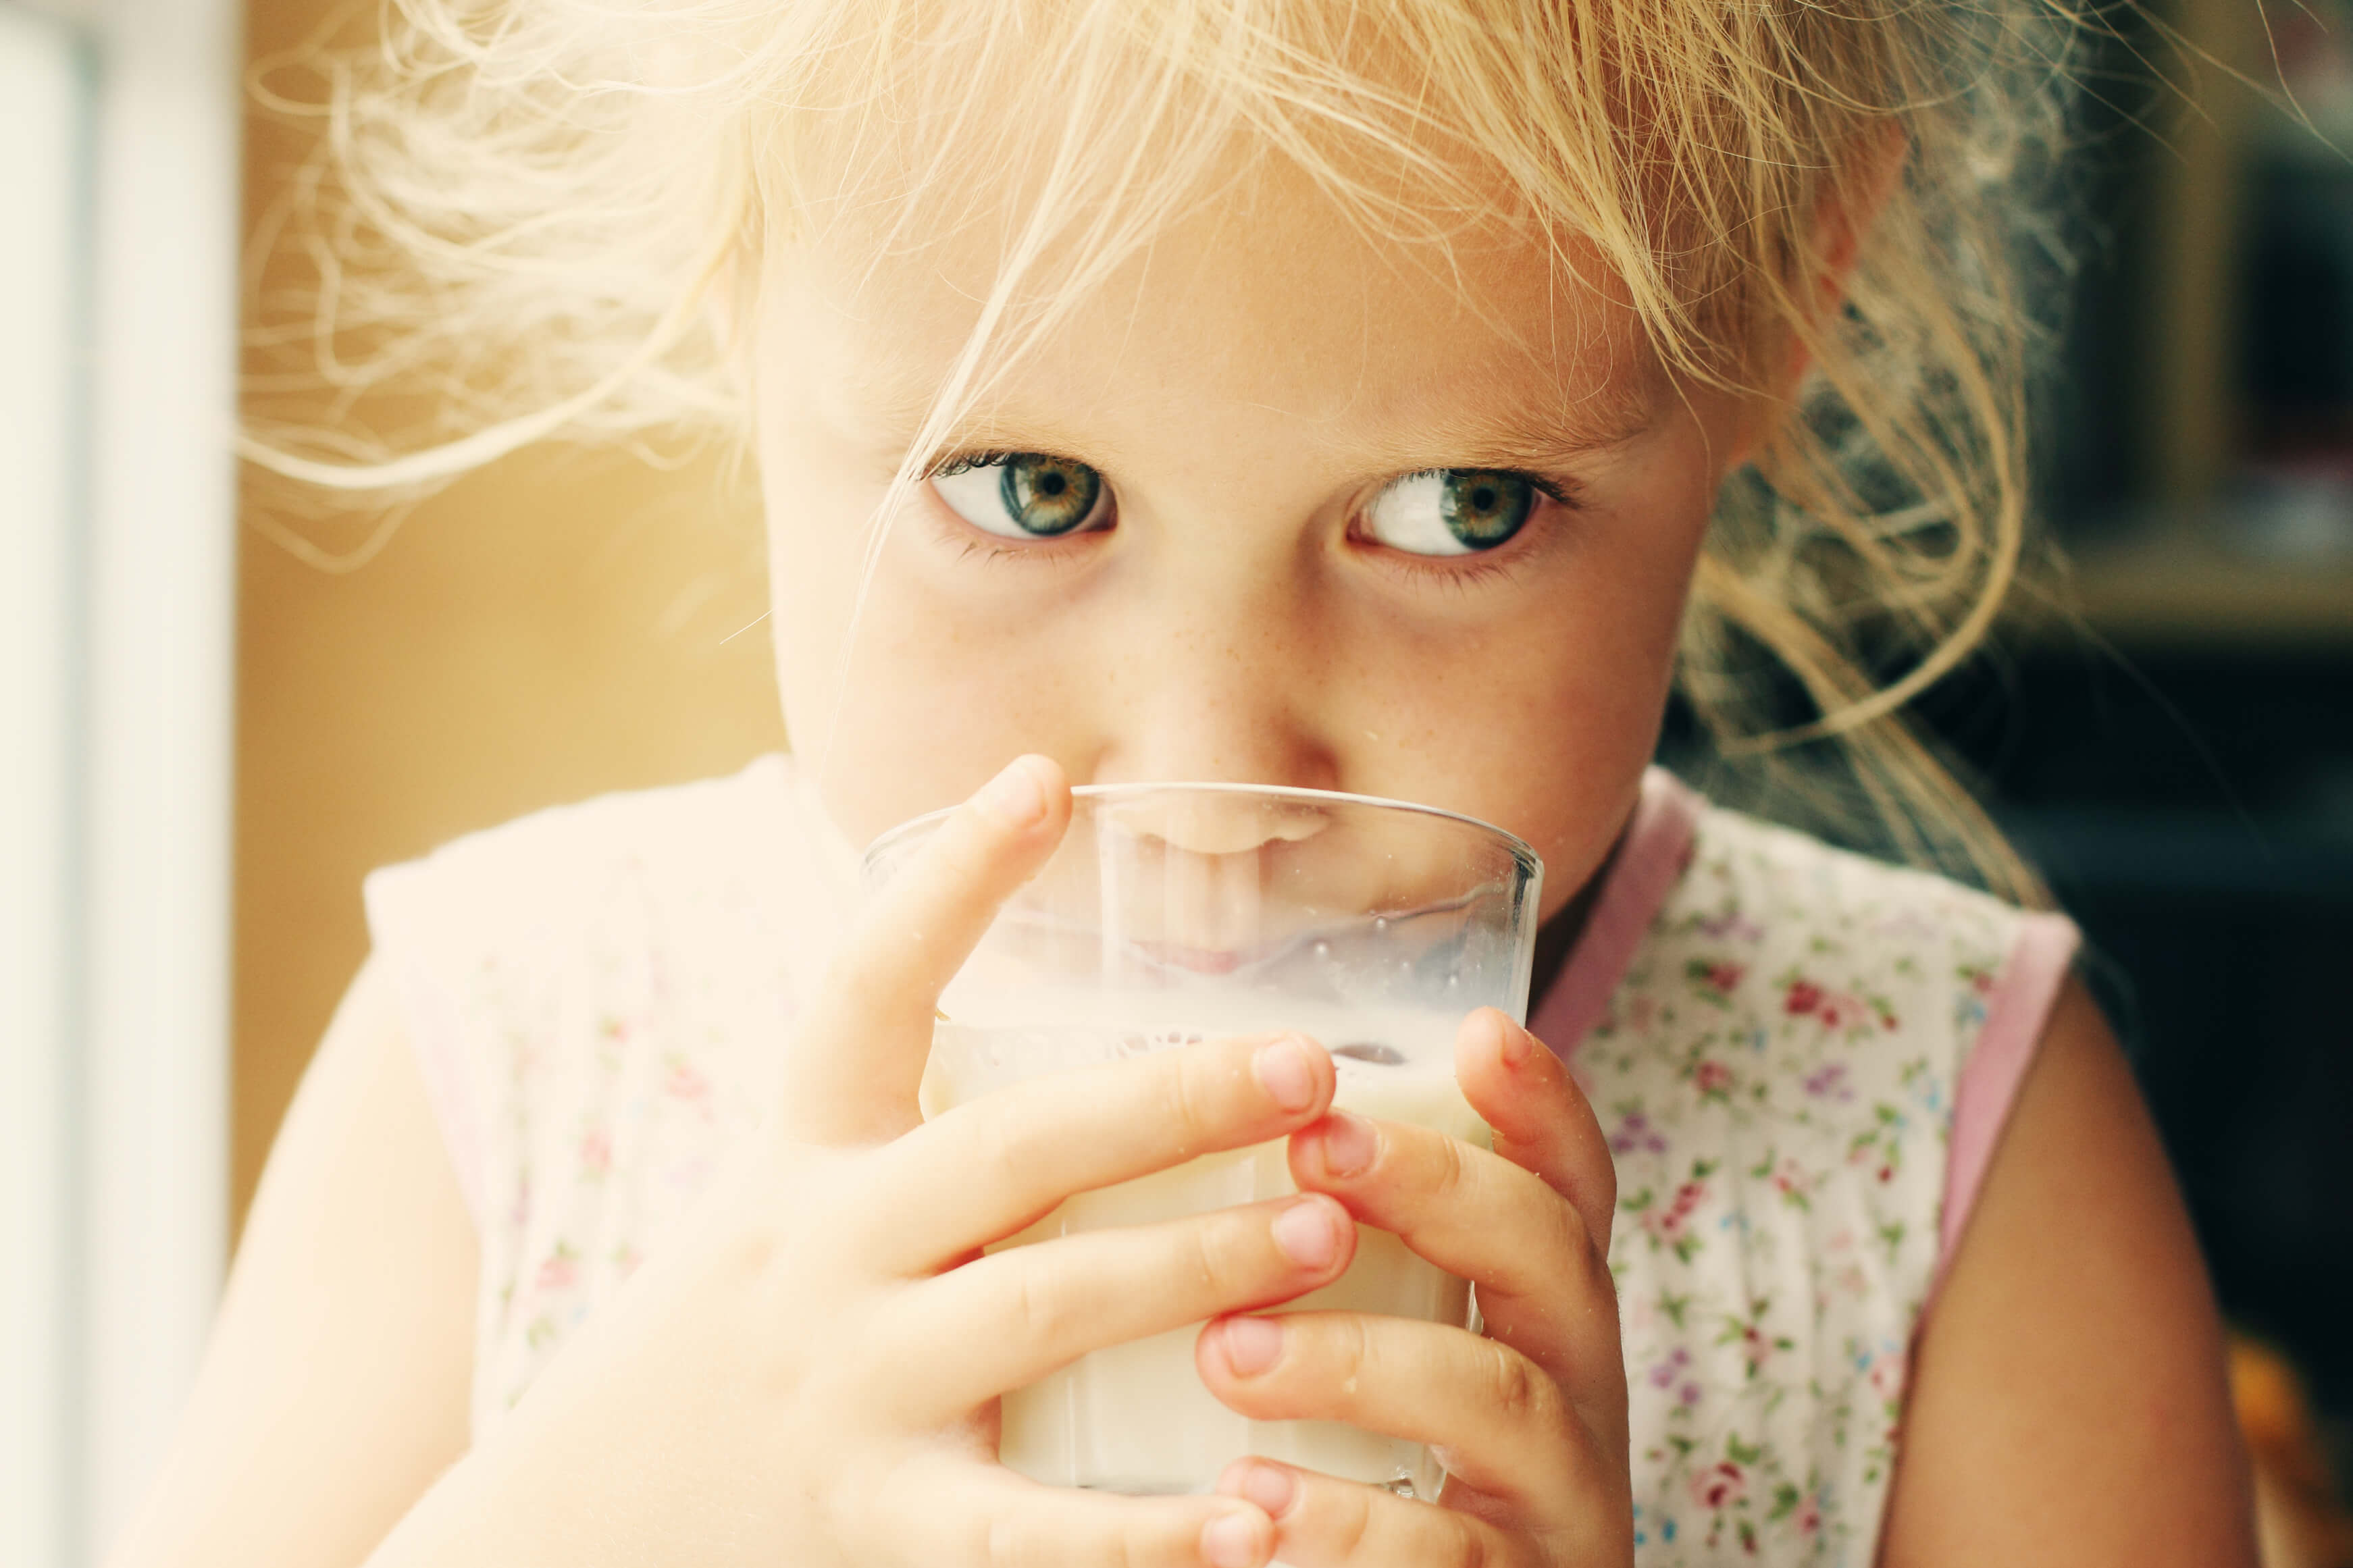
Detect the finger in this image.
<box><xmin>779</xmin><ymin>754</ymin><xmax>1070</xmax><ymax>1146</ymax></box>
<box><xmin>1286</xmin><ymin>1104</ymin><xmax>1620</xmax><ymax>1412</ymax></box>
<box><xmin>1214</xmin><ymin>1461</ymin><xmax>1522</xmax><ymax>1568</ymax></box>
<box><xmin>887</xmin><ymin>1451</ymin><xmax>1278</xmax><ymax>1568</ymax></box>
<box><xmin>1451</xmin><ymin>1008</ymin><xmax>1618</xmax><ymax>1251</ymax></box>
<box><xmin>1197</xmin><ymin>1313</ymin><xmax>1599</xmax><ymax>1511</ymax></box>
<box><xmin>879</xmin><ymin>1192</ymin><xmax>1355</xmax><ymax>1418</ymax></box>
<box><xmin>869</xmin><ymin>1031</ymin><xmax>1335</xmax><ymax>1271</ymax></box>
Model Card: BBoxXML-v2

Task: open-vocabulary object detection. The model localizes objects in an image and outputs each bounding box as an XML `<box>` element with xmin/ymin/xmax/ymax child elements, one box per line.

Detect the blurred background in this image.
<box><xmin>4</xmin><ymin>0</ymin><xmax>2350</xmax><ymax>1562</ymax></box>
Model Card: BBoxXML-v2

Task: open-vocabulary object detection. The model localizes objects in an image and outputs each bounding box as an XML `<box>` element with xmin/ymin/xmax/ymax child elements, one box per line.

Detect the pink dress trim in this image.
<box><xmin>1526</xmin><ymin>766</ymin><xmax>1705</xmax><ymax>1056</ymax></box>
<box><xmin>1932</xmin><ymin>909</ymin><xmax>2081</xmax><ymax>1281</ymax></box>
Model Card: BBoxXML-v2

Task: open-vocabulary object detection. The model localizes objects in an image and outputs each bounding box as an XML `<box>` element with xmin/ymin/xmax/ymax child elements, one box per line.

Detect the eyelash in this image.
<box><xmin>917</xmin><ymin>450</ymin><xmax>1578</xmax><ymax>581</ymax></box>
<box><xmin>919</xmin><ymin>448</ymin><xmax>1107</xmax><ymax>569</ymax></box>
<box><xmin>927</xmin><ymin>448</ymin><xmax>1018</xmax><ymax>479</ymax></box>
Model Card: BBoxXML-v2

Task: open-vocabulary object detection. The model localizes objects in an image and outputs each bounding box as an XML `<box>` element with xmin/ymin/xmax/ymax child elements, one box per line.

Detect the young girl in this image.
<box><xmin>126</xmin><ymin>1</ymin><xmax>2254</xmax><ymax>1564</ymax></box>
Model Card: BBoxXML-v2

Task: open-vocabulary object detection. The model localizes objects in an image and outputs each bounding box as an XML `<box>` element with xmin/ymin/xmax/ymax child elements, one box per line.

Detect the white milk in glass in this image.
<box><xmin>925</xmin><ymin>995</ymin><xmax>1491</xmax><ymax>1500</ymax></box>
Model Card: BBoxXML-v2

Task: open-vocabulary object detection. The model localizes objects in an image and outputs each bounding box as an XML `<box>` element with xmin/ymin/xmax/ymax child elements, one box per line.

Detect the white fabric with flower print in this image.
<box><xmin>1524</xmin><ymin>771</ymin><xmax>2075</xmax><ymax>1563</ymax></box>
<box><xmin>363</xmin><ymin>754</ymin><xmax>2075</xmax><ymax>1567</ymax></box>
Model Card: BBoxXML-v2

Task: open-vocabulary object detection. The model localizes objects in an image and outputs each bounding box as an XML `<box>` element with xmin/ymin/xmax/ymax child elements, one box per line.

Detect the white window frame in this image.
<box><xmin>1</xmin><ymin>0</ymin><xmax>238</xmax><ymax>1560</ymax></box>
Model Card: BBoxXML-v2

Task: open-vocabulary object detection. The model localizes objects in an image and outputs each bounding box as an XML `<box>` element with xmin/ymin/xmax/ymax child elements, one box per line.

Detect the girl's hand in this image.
<box><xmin>1199</xmin><ymin>1008</ymin><xmax>1634</xmax><ymax>1567</ymax></box>
<box><xmin>369</xmin><ymin>756</ymin><xmax>1335</xmax><ymax>1568</ymax></box>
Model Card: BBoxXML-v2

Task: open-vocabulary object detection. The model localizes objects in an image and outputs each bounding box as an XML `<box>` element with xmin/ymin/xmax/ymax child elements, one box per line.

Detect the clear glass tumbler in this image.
<box><xmin>863</xmin><ymin>783</ymin><xmax>1543</xmax><ymax>1500</ymax></box>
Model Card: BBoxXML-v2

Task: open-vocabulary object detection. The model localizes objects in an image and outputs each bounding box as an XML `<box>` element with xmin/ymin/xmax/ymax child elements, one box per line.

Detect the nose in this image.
<box><xmin>1099</xmin><ymin>789</ymin><xmax>1330</xmax><ymax>859</ymax></box>
<box><xmin>1079</xmin><ymin>535</ymin><xmax>1341</xmax><ymax>826</ymax></box>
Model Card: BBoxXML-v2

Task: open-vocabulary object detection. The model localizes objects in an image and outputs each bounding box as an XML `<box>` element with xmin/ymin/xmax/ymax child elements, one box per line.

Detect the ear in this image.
<box><xmin>1786</xmin><ymin>118</ymin><xmax>1909</xmax><ymax>388</ymax></box>
<box><xmin>704</xmin><ymin>239</ymin><xmax>765</xmax><ymax>396</ymax></box>
<box><xmin>1728</xmin><ymin>120</ymin><xmax>1909</xmax><ymax>468</ymax></box>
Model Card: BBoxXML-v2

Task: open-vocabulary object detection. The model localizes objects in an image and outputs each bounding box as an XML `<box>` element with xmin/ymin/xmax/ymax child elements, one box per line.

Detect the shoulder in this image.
<box><xmin>1879</xmin><ymin>974</ymin><xmax>2256</xmax><ymax>1565</ymax></box>
<box><xmin>361</xmin><ymin>753</ymin><xmax>802</xmax><ymax>941</ymax></box>
<box><xmin>1586</xmin><ymin>784</ymin><xmax>2158</xmax><ymax>1563</ymax></box>
<box><xmin>357</xmin><ymin>756</ymin><xmax>832</xmax><ymax>1224</ymax></box>
<box><xmin>1581</xmin><ymin>779</ymin><xmax>2086</xmax><ymax>1310</ymax></box>
<box><xmin>1600</xmin><ymin>787</ymin><xmax>2079</xmax><ymax>1075</ymax></box>
<box><xmin>1672</xmin><ymin>793</ymin><xmax>2041</xmax><ymax>971</ymax></box>
<box><xmin>359</xmin><ymin>752</ymin><xmax>850</xmax><ymax>1020</ymax></box>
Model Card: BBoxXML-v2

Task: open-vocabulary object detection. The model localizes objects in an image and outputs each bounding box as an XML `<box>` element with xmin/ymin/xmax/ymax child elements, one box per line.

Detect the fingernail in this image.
<box><xmin>973</xmin><ymin>756</ymin><xmax>1048</xmax><ymax>827</ymax></box>
<box><xmin>1253</xmin><ymin>1036</ymin><xmax>1319</xmax><ymax>1114</ymax></box>
<box><xmin>1271</xmin><ymin>1197</ymin><xmax>1345</xmax><ymax>1270</ymax></box>
<box><xmin>1220</xmin><ymin>1316</ymin><xmax>1285</xmax><ymax>1377</ymax></box>
<box><xmin>1308</xmin><ymin>1112</ymin><xmax>1376</xmax><ymax>1178</ymax></box>
<box><xmin>1200</xmin><ymin>1511</ymin><xmax>1264</xmax><ymax>1568</ymax></box>
<box><xmin>1499</xmin><ymin>1013</ymin><xmax>1535</xmax><ymax>1068</ymax></box>
<box><xmin>1234</xmin><ymin>1463</ymin><xmax>1296</xmax><ymax>1519</ymax></box>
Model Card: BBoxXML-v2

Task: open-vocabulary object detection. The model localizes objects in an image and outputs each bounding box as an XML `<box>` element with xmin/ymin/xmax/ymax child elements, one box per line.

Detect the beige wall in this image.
<box><xmin>234</xmin><ymin>0</ymin><xmax>785</xmax><ymax>1232</ymax></box>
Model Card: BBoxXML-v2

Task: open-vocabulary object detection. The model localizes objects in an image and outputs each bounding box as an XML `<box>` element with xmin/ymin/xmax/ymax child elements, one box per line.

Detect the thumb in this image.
<box><xmin>776</xmin><ymin>754</ymin><xmax>1070</xmax><ymax>1146</ymax></box>
<box><xmin>1456</xmin><ymin>1008</ymin><xmax>1618</xmax><ymax>1253</ymax></box>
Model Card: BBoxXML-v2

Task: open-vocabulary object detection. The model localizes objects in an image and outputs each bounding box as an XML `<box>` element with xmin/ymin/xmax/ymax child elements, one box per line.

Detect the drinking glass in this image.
<box><xmin>863</xmin><ymin>783</ymin><xmax>1543</xmax><ymax>1499</ymax></box>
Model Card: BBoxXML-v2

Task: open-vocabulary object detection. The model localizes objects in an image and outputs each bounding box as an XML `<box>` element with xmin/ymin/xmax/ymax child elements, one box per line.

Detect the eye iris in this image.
<box><xmin>999</xmin><ymin>455</ymin><xmax>1101</xmax><ymax>536</ymax></box>
<box><xmin>1441</xmin><ymin>469</ymin><xmax>1533</xmax><ymax>548</ymax></box>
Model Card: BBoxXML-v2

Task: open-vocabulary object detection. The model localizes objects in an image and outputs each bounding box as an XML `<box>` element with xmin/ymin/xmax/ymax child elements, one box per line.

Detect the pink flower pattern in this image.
<box><xmin>1595</xmin><ymin>809</ymin><xmax>2034</xmax><ymax>1563</ymax></box>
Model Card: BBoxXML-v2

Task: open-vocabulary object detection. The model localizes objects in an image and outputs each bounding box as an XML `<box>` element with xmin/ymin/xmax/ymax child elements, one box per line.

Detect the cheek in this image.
<box><xmin>1352</xmin><ymin>602</ymin><xmax>1676</xmax><ymax>915</ymax></box>
<box><xmin>1349</xmin><ymin>482</ymin><xmax>1710</xmax><ymax>912</ymax></box>
<box><xmin>763</xmin><ymin>490</ymin><xmax>1088</xmax><ymax>844</ymax></box>
<box><xmin>758</xmin><ymin>465</ymin><xmax>863</xmax><ymax>760</ymax></box>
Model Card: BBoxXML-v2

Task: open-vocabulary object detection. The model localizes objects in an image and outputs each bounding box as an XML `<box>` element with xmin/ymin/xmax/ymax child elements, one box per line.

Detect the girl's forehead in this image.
<box><xmin>760</xmin><ymin>149</ymin><xmax>1661</xmax><ymax>467</ymax></box>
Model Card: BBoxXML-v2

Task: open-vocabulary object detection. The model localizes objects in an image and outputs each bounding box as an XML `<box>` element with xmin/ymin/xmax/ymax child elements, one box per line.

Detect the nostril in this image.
<box><xmin>1102</xmin><ymin>794</ymin><xmax>1330</xmax><ymax>858</ymax></box>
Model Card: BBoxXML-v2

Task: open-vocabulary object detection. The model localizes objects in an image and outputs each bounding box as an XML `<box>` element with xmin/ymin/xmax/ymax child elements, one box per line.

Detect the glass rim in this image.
<box><xmin>860</xmin><ymin>779</ymin><xmax>1542</xmax><ymax>879</ymax></box>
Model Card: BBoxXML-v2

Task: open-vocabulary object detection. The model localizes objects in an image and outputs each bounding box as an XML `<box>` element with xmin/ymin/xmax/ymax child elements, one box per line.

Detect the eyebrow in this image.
<box><xmin>1363</xmin><ymin>392</ymin><xmax>1658</xmax><ymax>475</ymax></box>
<box><xmin>857</xmin><ymin>338</ymin><xmax>1663</xmax><ymax>477</ymax></box>
<box><xmin>902</xmin><ymin>394</ymin><xmax>1657</xmax><ymax>480</ymax></box>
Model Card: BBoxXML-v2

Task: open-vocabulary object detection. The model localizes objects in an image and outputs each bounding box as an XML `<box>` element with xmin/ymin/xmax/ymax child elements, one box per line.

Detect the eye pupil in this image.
<box><xmin>1439</xmin><ymin>469</ymin><xmax>1533</xmax><ymax>548</ymax></box>
<box><xmin>996</xmin><ymin>454</ymin><xmax>1103</xmax><ymax>536</ymax></box>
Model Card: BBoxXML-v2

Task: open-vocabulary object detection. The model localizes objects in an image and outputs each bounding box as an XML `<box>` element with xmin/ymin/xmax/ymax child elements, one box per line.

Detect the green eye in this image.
<box><xmin>1362</xmin><ymin>469</ymin><xmax>1536</xmax><ymax>556</ymax></box>
<box><xmin>931</xmin><ymin>452</ymin><xmax>1108</xmax><ymax>538</ymax></box>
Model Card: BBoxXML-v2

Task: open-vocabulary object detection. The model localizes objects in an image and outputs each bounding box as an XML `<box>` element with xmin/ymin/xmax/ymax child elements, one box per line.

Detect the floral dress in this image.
<box><xmin>365</xmin><ymin>756</ymin><xmax>2076</xmax><ymax>1567</ymax></box>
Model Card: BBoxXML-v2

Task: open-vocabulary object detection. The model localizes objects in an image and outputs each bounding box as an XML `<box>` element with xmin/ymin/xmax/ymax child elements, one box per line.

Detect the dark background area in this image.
<box><xmin>1938</xmin><ymin>0</ymin><xmax>2353</xmax><ymax>1506</ymax></box>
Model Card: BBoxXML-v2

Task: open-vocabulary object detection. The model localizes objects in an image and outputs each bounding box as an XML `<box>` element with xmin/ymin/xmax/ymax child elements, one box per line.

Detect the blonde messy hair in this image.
<box><xmin>247</xmin><ymin>0</ymin><xmax>2092</xmax><ymax>903</ymax></box>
